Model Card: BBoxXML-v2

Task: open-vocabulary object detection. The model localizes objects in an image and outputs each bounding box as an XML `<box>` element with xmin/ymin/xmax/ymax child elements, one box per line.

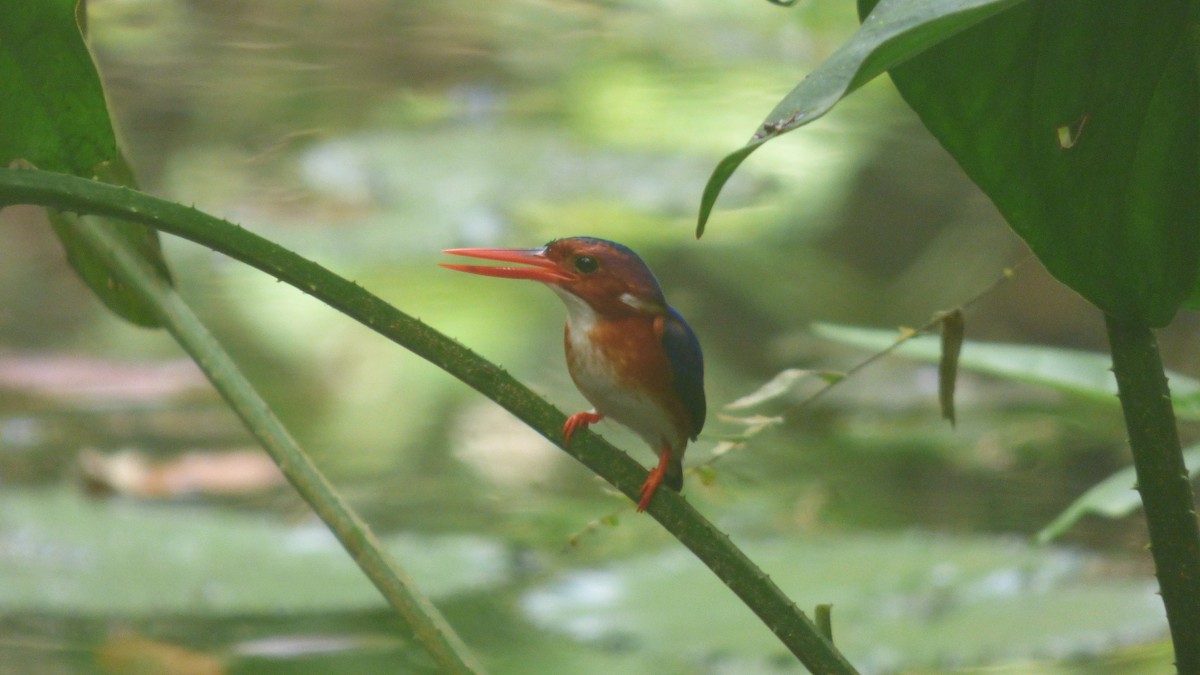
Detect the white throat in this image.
<box><xmin>551</xmin><ymin>286</ymin><xmax>598</xmax><ymax>336</ymax></box>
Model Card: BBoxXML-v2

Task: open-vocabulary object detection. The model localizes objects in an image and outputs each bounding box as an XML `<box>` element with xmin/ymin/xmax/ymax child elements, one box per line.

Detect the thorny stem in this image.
<box><xmin>1105</xmin><ymin>314</ymin><xmax>1200</xmax><ymax>672</ymax></box>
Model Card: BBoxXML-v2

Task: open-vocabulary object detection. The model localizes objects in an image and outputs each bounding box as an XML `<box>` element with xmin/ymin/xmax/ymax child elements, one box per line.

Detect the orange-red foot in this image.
<box><xmin>636</xmin><ymin>450</ymin><xmax>673</xmax><ymax>512</ymax></box>
<box><xmin>562</xmin><ymin>410</ymin><xmax>602</xmax><ymax>444</ymax></box>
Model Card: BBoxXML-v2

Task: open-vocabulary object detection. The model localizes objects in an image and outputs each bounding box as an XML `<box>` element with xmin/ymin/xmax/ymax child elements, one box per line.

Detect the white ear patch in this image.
<box><xmin>619</xmin><ymin>293</ymin><xmax>658</xmax><ymax>312</ymax></box>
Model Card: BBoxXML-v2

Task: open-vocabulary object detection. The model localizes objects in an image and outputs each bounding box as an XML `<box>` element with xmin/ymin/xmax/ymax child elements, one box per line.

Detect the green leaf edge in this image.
<box><xmin>1036</xmin><ymin>445</ymin><xmax>1200</xmax><ymax>544</ymax></box>
<box><xmin>696</xmin><ymin>0</ymin><xmax>1027</xmax><ymax>236</ymax></box>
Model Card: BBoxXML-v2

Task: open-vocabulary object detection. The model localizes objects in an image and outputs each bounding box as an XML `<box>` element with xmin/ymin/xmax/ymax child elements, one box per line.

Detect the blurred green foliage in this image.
<box><xmin>0</xmin><ymin>0</ymin><xmax>1191</xmax><ymax>672</ymax></box>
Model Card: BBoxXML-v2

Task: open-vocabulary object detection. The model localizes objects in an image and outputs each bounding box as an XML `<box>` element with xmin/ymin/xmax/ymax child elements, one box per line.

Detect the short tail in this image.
<box><xmin>664</xmin><ymin>455</ymin><xmax>684</xmax><ymax>491</ymax></box>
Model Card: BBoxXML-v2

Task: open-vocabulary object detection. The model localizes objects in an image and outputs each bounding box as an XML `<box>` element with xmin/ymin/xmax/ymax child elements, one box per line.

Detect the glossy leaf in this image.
<box><xmin>876</xmin><ymin>0</ymin><xmax>1200</xmax><ymax>325</ymax></box>
<box><xmin>0</xmin><ymin>0</ymin><xmax>170</xmax><ymax>326</ymax></box>
<box><xmin>0</xmin><ymin>0</ymin><xmax>111</xmax><ymax>176</ymax></box>
<box><xmin>696</xmin><ymin>0</ymin><xmax>1024</xmax><ymax>236</ymax></box>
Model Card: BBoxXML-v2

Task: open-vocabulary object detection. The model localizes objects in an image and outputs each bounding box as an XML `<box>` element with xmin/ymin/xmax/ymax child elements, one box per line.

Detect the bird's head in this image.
<box><xmin>441</xmin><ymin>237</ymin><xmax>668</xmax><ymax>317</ymax></box>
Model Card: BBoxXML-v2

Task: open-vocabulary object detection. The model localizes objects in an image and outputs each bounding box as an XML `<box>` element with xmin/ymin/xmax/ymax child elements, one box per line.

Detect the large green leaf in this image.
<box><xmin>0</xmin><ymin>0</ymin><xmax>112</xmax><ymax>176</ymax></box>
<box><xmin>876</xmin><ymin>0</ymin><xmax>1200</xmax><ymax>326</ymax></box>
<box><xmin>696</xmin><ymin>0</ymin><xmax>1025</xmax><ymax>236</ymax></box>
<box><xmin>0</xmin><ymin>0</ymin><xmax>170</xmax><ymax>327</ymax></box>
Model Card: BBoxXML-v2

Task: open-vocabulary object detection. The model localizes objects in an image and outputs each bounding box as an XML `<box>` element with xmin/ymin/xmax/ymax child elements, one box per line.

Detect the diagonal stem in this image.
<box><xmin>0</xmin><ymin>167</ymin><xmax>857</xmax><ymax>674</ymax></box>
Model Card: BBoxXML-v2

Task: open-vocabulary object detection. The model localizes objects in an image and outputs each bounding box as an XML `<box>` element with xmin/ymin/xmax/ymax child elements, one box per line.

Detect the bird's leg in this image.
<box><xmin>562</xmin><ymin>409</ymin><xmax>603</xmax><ymax>444</ymax></box>
<box><xmin>637</xmin><ymin>445</ymin><xmax>673</xmax><ymax>512</ymax></box>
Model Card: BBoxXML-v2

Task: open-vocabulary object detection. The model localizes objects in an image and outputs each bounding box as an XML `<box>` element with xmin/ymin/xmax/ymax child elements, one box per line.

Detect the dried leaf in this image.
<box><xmin>0</xmin><ymin>355</ymin><xmax>206</xmax><ymax>402</ymax></box>
<box><xmin>79</xmin><ymin>448</ymin><xmax>284</xmax><ymax>498</ymax></box>
<box><xmin>726</xmin><ymin>370</ymin><xmax>842</xmax><ymax>410</ymax></box>
<box><xmin>938</xmin><ymin>309</ymin><xmax>965</xmax><ymax>426</ymax></box>
<box><xmin>97</xmin><ymin>633</ymin><xmax>225</xmax><ymax>675</ymax></box>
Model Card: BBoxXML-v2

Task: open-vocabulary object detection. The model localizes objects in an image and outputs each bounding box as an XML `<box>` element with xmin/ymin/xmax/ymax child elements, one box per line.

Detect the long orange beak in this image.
<box><xmin>440</xmin><ymin>247</ymin><xmax>573</xmax><ymax>283</ymax></box>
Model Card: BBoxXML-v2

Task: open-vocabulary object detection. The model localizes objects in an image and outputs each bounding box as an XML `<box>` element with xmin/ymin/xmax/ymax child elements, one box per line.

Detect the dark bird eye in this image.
<box><xmin>574</xmin><ymin>255</ymin><xmax>599</xmax><ymax>273</ymax></box>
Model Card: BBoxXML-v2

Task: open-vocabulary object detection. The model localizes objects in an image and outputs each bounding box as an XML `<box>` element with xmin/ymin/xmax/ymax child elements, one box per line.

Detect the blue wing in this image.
<box><xmin>661</xmin><ymin>307</ymin><xmax>706</xmax><ymax>439</ymax></box>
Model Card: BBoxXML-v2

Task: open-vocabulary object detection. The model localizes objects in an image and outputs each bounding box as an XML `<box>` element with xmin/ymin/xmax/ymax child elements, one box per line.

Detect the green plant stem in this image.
<box><xmin>1104</xmin><ymin>314</ymin><xmax>1200</xmax><ymax>671</ymax></box>
<box><xmin>64</xmin><ymin>213</ymin><xmax>485</xmax><ymax>675</ymax></box>
<box><xmin>0</xmin><ymin>168</ymin><xmax>857</xmax><ymax>674</ymax></box>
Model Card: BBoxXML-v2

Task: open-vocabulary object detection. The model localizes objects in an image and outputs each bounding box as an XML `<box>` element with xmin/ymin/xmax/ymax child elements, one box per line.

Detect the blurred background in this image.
<box><xmin>2</xmin><ymin>0</ymin><xmax>1197</xmax><ymax>672</ymax></box>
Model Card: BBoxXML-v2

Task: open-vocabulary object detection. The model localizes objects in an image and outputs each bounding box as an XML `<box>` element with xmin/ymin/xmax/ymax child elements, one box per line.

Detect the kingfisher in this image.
<box><xmin>441</xmin><ymin>237</ymin><xmax>706</xmax><ymax>512</ymax></box>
